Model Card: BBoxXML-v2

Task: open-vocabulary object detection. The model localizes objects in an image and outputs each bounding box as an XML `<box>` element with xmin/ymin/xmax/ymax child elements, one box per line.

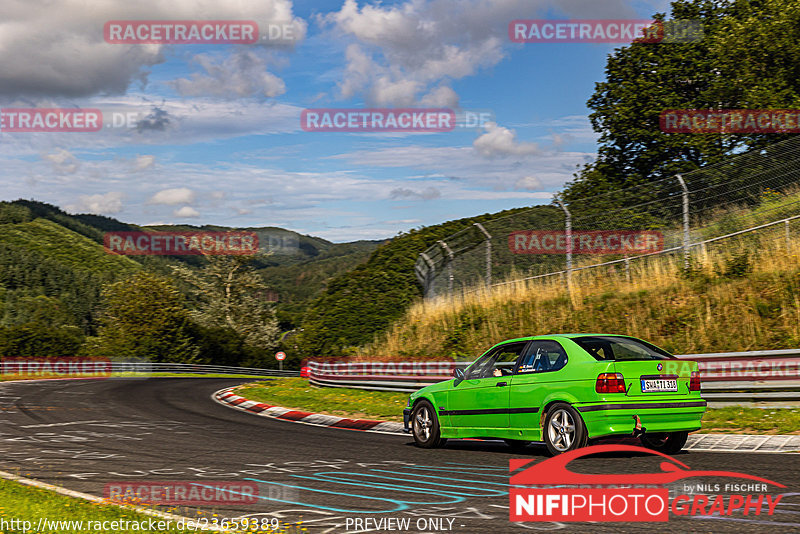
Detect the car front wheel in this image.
<box><xmin>543</xmin><ymin>403</ymin><xmax>587</xmax><ymax>456</ymax></box>
<box><xmin>411</xmin><ymin>400</ymin><xmax>446</xmax><ymax>448</ymax></box>
<box><xmin>640</xmin><ymin>431</ymin><xmax>688</xmax><ymax>454</ymax></box>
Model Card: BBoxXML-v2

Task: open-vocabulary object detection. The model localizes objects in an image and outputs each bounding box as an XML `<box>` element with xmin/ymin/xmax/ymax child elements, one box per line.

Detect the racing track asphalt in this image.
<box><xmin>0</xmin><ymin>377</ymin><xmax>797</xmax><ymax>533</ymax></box>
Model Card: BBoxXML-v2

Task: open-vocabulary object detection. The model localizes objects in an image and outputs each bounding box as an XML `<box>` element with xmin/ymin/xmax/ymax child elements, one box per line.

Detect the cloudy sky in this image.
<box><xmin>0</xmin><ymin>0</ymin><xmax>671</xmax><ymax>241</ymax></box>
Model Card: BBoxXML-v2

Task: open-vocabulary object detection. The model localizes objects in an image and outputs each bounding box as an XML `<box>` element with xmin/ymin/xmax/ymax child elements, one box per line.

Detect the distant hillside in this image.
<box><xmin>0</xmin><ymin>200</ymin><xmax>380</xmax><ymax>336</ymax></box>
<box><xmin>0</xmin><ymin>218</ymin><xmax>141</xmax><ymax>276</ymax></box>
<box><xmin>142</xmin><ymin>222</ymin><xmax>382</xmax><ymax>324</ymax></box>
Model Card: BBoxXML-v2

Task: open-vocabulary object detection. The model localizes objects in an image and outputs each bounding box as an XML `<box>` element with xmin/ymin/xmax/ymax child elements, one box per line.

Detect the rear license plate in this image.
<box><xmin>641</xmin><ymin>378</ymin><xmax>677</xmax><ymax>392</ymax></box>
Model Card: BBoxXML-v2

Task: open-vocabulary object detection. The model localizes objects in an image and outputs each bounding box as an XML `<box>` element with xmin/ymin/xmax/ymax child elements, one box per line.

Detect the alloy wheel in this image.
<box><xmin>547</xmin><ymin>408</ymin><xmax>576</xmax><ymax>452</ymax></box>
<box><xmin>414</xmin><ymin>405</ymin><xmax>432</xmax><ymax>441</ymax></box>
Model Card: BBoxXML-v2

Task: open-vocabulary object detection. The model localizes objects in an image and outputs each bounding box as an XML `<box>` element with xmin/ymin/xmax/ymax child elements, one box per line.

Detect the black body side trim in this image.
<box><xmin>439</xmin><ymin>407</ymin><xmax>540</xmax><ymax>416</ymax></box>
<box><xmin>577</xmin><ymin>401</ymin><xmax>707</xmax><ymax>412</ymax></box>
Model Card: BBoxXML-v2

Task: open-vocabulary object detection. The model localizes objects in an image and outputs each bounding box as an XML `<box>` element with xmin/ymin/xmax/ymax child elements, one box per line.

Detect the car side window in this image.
<box><xmin>466</xmin><ymin>342</ymin><xmax>528</xmax><ymax>379</ymax></box>
<box><xmin>517</xmin><ymin>340</ymin><xmax>568</xmax><ymax>374</ymax></box>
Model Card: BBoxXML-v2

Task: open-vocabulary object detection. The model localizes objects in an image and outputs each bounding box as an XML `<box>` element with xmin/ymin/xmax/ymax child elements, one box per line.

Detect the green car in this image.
<box><xmin>403</xmin><ymin>334</ymin><xmax>706</xmax><ymax>455</ymax></box>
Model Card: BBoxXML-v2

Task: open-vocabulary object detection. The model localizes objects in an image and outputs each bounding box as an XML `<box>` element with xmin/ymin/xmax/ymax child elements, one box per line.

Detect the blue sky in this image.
<box><xmin>0</xmin><ymin>0</ymin><xmax>671</xmax><ymax>241</ymax></box>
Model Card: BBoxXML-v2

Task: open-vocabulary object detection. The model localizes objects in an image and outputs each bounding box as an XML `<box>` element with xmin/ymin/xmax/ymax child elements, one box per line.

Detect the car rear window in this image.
<box><xmin>571</xmin><ymin>336</ymin><xmax>674</xmax><ymax>361</ymax></box>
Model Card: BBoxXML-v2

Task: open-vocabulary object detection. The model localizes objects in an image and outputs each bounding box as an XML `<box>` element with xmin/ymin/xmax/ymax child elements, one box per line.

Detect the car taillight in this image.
<box><xmin>690</xmin><ymin>371</ymin><xmax>701</xmax><ymax>391</ymax></box>
<box><xmin>595</xmin><ymin>373</ymin><xmax>626</xmax><ymax>393</ymax></box>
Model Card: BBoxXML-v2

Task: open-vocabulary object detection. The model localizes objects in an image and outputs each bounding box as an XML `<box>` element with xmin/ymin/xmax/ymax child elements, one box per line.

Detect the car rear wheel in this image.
<box><xmin>543</xmin><ymin>403</ymin><xmax>587</xmax><ymax>456</ymax></box>
<box><xmin>640</xmin><ymin>431</ymin><xmax>688</xmax><ymax>454</ymax></box>
<box><xmin>411</xmin><ymin>400</ymin><xmax>446</xmax><ymax>448</ymax></box>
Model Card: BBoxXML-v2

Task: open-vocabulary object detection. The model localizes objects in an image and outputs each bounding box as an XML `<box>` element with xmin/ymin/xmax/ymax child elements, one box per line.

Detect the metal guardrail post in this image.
<box><xmin>473</xmin><ymin>222</ymin><xmax>492</xmax><ymax>287</ymax></box>
<box><xmin>676</xmin><ymin>174</ymin><xmax>690</xmax><ymax>269</ymax></box>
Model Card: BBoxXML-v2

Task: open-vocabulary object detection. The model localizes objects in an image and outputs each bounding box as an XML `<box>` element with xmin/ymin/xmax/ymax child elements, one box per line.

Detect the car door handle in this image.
<box><xmin>496</xmin><ymin>381</ymin><xmax>508</xmax><ymax>387</ymax></box>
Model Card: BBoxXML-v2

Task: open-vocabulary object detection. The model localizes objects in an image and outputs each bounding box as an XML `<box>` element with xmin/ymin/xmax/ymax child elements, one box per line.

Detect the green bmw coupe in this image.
<box><xmin>403</xmin><ymin>334</ymin><xmax>705</xmax><ymax>455</ymax></box>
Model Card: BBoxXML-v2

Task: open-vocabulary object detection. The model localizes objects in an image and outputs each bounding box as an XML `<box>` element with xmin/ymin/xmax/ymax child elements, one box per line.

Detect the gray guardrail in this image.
<box><xmin>111</xmin><ymin>362</ymin><xmax>299</xmax><ymax>377</ymax></box>
<box><xmin>307</xmin><ymin>350</ymin><xmax>800</xmax><ymax>405</ymax></box>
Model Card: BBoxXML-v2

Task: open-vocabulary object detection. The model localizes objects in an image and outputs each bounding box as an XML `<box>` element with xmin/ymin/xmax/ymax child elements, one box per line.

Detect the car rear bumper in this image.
<box><xmin>403</xmin><ymin>408</ymin><xmax>412</xmax><ymax>433</ymax></box>
<box><xmin>576</xmin><ymin>399</ymin><xmax>706</xmax><ymax>438</ymax></box>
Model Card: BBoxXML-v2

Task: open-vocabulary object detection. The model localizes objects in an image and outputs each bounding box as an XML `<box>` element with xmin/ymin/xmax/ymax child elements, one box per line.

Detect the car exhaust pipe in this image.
<box><xmin>632</xmin><ymin>414</ymin><xmax>646</xmax><ymax>437</ymax></box>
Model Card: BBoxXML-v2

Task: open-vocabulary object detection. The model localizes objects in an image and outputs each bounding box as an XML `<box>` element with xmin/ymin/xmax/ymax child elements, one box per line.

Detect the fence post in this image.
<box><xmin>624</xmin><ymin>255</ymin><xmax>631</xmax><ymax>282</ymax></box>
<box><xmin>676</xmin><ymin>174</ymin><xmax>690</xmax><ymax>268</ymax></box>
<box><xmin>786</xmin><ymin>219</ymin><xmax>791</xmax><ymax>252</ymax></box>
<box><xmin>473</xmin><ymin>222</ymin><xmax>492</xmax><ymax>287</ymax></box>
<box><xmin>419</xmin><ymin>252</ymin><xmax>436</xmax><ymax>299</ymax></box>
<box><xmin>437</xmin><ymin>240</ymin><xmax>455</xmax><ymax>293</ymax></box>
<box><xmin>556</xmin><ymin>200</ymin><xmax>572</xmax><ymax>288</ymax></box>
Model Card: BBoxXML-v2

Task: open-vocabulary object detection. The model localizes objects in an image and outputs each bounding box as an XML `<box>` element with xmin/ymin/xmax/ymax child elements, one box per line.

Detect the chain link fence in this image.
<box><xmin>416</xmin><ymin>136</ymin><xmax>800</xmax><ymax>298</ymax></box>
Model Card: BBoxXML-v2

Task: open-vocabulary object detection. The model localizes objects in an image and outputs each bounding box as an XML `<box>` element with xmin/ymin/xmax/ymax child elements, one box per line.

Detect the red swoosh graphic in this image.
<box><xmin>510</xmin><ymin>444</ymin><xmax>786</xmax><ymax>488</ymax></box>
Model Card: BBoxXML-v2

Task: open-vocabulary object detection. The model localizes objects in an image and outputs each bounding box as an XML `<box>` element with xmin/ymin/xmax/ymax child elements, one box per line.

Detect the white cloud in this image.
<box><xmin>324</xmin><ymin>0</ymin><xmax>634</xmax><ymax>106</ymax></box>
<box><xmin>515</xmin><ymin>176</ymin><xmax>542</xmax><ymax>190</ymax></box>
<box><xmin>383</xmin><ymin>218</ymin><xmax>422</xmax><ymax>225</ymax></box>
<box><xmin>134</xmin><ymin>155</ymin><xmax>155</xmax><ymax>171</ymax></box>
<box><xmin>0</xmin><ymin>0</ymin><xmax>305</xmax><ymax>100</ymax></box>
<box><xmin>171</xmin><ymin>50</ymin><xmax>287</xmax><ymax>98</ymax></box>
<box><xmin>333</xmin><ymin>143</ymin><xmax>594</xmax><ymax>191</ymax></box>
<box><xmin>473</xmin><ymin>122</ymin><xmax>540</xmax><ymax>158</ymax></box>
<box><xmin>174</xmin><ymin>206</ymin><xmax>200</xmax><ymax>218</ymax></box>
<box><xmin>420</xmin><ymin>85</ymin><xmax>460</xmax><ymax>107</ymax></box>
<box><xmin>389</xmin><ymin>186</ymin><xmax>441</xmax><ymax>200</ymax></box>
<box><xmin>66</xmin><ymin>192</ymin><xmax>124</xmax><ymax>214</ymax></box>
<box><xmin>42</xmin><ymin>148</ymin><xmax>79</xmax><ymax>174</ymax></box>
<box><xmin>150</xmin><ymin>187</ymin><xmax>196</xmax><ymax>206</ymax></box>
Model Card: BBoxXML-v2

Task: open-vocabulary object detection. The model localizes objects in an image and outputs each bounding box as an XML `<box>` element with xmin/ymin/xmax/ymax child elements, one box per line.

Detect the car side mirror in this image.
<box><xmin>453</xmin><ymin>368</ymin><xmax>465</xmax><ymax>380</ymax></box>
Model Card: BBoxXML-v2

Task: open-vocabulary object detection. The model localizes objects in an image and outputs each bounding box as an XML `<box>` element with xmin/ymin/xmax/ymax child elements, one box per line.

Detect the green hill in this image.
<box><xmin>0</xmin><ymin>218</ymin><xmax>141</xmax><ymax>276</ymax></box>
<box><xmin>0</xmin><ymin>199</ymin><xmax>380</xmax><ymax>345</ymax></box>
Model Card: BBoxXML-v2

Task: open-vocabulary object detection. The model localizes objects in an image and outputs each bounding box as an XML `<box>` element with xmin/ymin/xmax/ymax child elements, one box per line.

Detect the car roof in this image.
<box><xmin>501</xmin><ymin>333</ymin><xmax>626</xmax><ymax>343</ymax></box>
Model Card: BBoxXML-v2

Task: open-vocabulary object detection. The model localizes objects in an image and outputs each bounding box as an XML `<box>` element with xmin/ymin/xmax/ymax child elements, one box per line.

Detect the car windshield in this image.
<box><xmin>571</xmin><ymin>336</ymin><xmax>673</xmax><ymax>361</ymax></box>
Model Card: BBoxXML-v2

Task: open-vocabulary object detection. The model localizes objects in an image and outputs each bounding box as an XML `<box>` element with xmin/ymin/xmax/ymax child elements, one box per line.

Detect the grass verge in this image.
<box><xmin>235</xmin><ymin>379</ymin><xmax>800</xmax><ymax>433</ymax></box>
<box><xmin>236</xmin><ymin>378</ymin><xmax>406</xmax><ymax>421</ymax></box>
<box><xmin>0</xmin><ymin>474</ymin><xmax>307</xmax><ymax>534</ymax></box>
<box><xmin>698</xmin><ymin>406</ymin><xmax>800</xmax><ymax>434</ymax></box>
<box><xmin>0</xmin><ymin>477</ymin><xmax>191</xmax><ymax>533</ymax></box>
